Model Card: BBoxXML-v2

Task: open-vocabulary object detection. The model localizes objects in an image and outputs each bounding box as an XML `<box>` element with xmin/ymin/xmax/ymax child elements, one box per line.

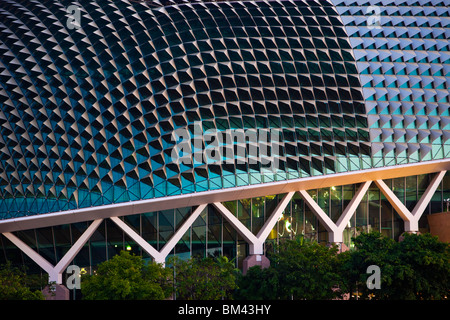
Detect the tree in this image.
<box><xmin>0</xmin><ymin>262</ymin><xmax>44</xmax><ymax>300</ymax></box>
<box><xmin>236</xmin><ymin>236</ymin><xmax>346</xmax><ymax>300</ymax></box>
<box><xmin>170</xmin><ymin>255</ymin><xmax>238</xmax><ymax>300</ymax></box>
<box><xmin>269</xmin><ymin>236</ymin><xmax>346</xmax><ymax>300</ymax></box>
<box><xmin>339</xmin><ymin>231</ymin><xmax>396</xmax><ymax>299</ymax></box>
<box><xmin>234</xmin><ymin>266</ymin><xmax>279</xmax><ymax>300</ymax></box>
<box><xmin>81</xmin><ymin>251</ymin><xmax>173</xmax><ymax>300</ymax></box>
<box><xmin>343</xmin><ymin>232</ymin><xmax>450</xmax><ymax>300</ymax></box>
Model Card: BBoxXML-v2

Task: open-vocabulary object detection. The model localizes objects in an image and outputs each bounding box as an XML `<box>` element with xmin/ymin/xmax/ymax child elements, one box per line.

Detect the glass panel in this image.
<box><xmin>191</xmin><ymin>207</ymin><xmax>206</xmax><ymax>258</ymax></box>
<box><xmin>106</xmin><ymin>219</ymin><xmax>124</xmax><ymax>259</ymax></box>
<box><xmin>223</xmin><ymin>219</ymin><xmax>237</xmax><ymax>262</ymax></box>
<box><xmin>393</xmin><ymin>211</ymin><xmax>404</xmax><ymax>241</ymax></box>
<box><xmin>158</xmin><ymin>209</ymin><xmax>175</xmax><ymax>250</ymax></box>
<box><xmin>443</xmin><ymin>172</ymin><xmax>450</xmax><ymax>212</ymax></box>
<box><xmin>252</xmin><ymin>196</ymin><xmax>265</xmax><ymax>234</ymax></box>
<box><xmin>207</xmin><ymin>206</ymin><xmax>222</xmax><ymax>257</ymax></box>
<box><xmin>380</xmin><ymin>192</ymin><xmax>393</xmax><ymax>238</ymax></box>
<box><xmin>291</xmin><ymin>192</ymin><xmax>304</xmax><ymax>237</ymax></box>
<box><xmin>35</xmin><ymin>227</ymin><xmax>56</xmax><ymax>266</ymax></box>
<box><xmin>1</xmin><ymin>235</ymin><xmax>25</xmax><ymax>268</ymax></box>
<box><xmin>236</xmin><ymin>239</ymin><xmax>248</xmax><ymax>270</ymax></box>
<box><xmin>417</xmin><ymin>174</ymin><xmax>431</xmax><ymax>232</ymax></box>
<box><xmin>237</xmin><ymin>199</ymin><xmax>251</xmax><ymax>230</ymax></box>
<box><xmin>318</xmin><ymin>188</ymin><xmax>329</xmax><ymax>216</ymax></box>
<box><xmin>278</xmin><ymin>198</ymin><xmax>291</xmax><ymax>240</ymax></box>
<box><xmin>304</xmin><ymin>194</ymin><xmax>318</xmax><ymax>241</ymax></box>
<box><xmin>53</xmin><ymin>225</ymin><xmax>71</xmax><ymax>262</ymax></box>
<box><xmin>430</xmin><ymin>180</ymin><xmax>443</xmax><ymax>214</ymax></box>
<box><xmin>405</xmin><ymin>175</ymin><xmax>417</xmax><ymax>212</ymax></box>
<box><xmin>142</xmin><ymin>212</ymin><xmax>158</xmax><ymax>256</ymax></box>
<box><xmin>174</xmin><ymin>207</ymin><xmax>192</xmax><ymax>259</ymax></box>
<box><xmin>318</xmin><ymin>221</ymin><xmax>328</xmax><ymax>244</ymax></box>
<box><xmin>392</xmin><ymin>177</ymin><xmax>405</xmax><ymax>204</ymax></box>
<box><xmin>124</xmin><ymin>234</ymin><xmax>140</xmax><ymax>257</ymax></box>
<box><xmin>368</xmin><ymin>187</ymin><xmax>380</xmax><ymax>233</ymax></box>
<box><xmin>71</xmin><ymin>222</ymin><xmax>90</xmax><ymax>268</ymax></box>
<box><xmin>330</xmin><ymin>185</ymin><xmax>342</xmax><ymax>223</ymax></box>
<box><xmin>89</xmin><ymin>221</ymin><xmax>107</xmax><ymax>267</ymax></box>
<box><xmin>355</xmin><ymin>192</ymin><xmax>368</xmax><ymax>233</ymax></box>
<box><xmin>343</xmin><ymin>184</ymin><xmax>355</xmax><ymax>248</ymax></box>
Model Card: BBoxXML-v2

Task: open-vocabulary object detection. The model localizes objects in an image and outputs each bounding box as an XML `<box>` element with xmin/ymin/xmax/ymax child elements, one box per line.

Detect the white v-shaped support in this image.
<box><xmin>3</xmin><ymin>219</ymin><xmax>103</xmax><ymax>284</ymax></box>
<box><xmin>299</xmin><ymin>181</ymin><xmax>372</xmax><ymax>243</ymax></box>
<box><xmin>110</xmin><ymin>204</ymin><xmax>207</xmax><ymax>265</ymax></box>
<box><xmin>374</xmin><ymin>171</ymin><xmax>446</xmax><ymax>232</ymax></box>
<box><xmin>212</xmin><ymin>192</ymin><xmax>295</xmax><ymax>255</ymax></box>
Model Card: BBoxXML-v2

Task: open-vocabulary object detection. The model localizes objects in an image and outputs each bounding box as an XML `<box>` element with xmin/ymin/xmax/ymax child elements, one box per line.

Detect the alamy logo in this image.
<box><xmin>366</xmin><ymin>6</ymin><xmax>382</xmax><ymax>30</ymax></box>
<box><xmin>66</xmin><ymin>265</ymin><xmax>82</xmax><ymax>290</ymax></box>
<box><xmin>66</xmin><ymin>5</ymin><xmax>81</xmax><ymax>30</ymax></box>
<box><xmin>170</xmin><ymin>122</ymin><xmax>282</xmax><ymax>172</ymax></box>
<box><xmin>366</xmin><ymin>265</ymin><xmax>381</xmax><ymax>290</ymax></box>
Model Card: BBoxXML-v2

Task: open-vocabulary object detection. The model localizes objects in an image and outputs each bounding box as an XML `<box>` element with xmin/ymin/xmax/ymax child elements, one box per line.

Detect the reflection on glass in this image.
<box><xmin>207</xmin><ymin>206</ymin><xmax>222</xmax><ymax>257</ymax></box>
<box><xmin>159</xmin><ymin>209</ymin><xmax>175</xmax><ymax>251</ymax></box>
<box><xmin>368</xmin><ymin>188</ymin><xmax>380</xmax><ymax>233</ymax></box>
<box><xmin>89</xmin><ymin>221</ymin><xmax>107</xmax><ymax>267</ymax></box>
<box><xmin>237</xmin><ymin>199</ymin><xmax>251</xmax><ymax>230</ymax></box>
<box><xmin>406</xmin><ymin>175</ymin><xmax>417</xmax><ymax>212</ymax></box>
<box><xmin>106</xmin><ymin>219</ymin><xmax>124</xmax><ymax>259</ymax></box>
<box><xmin>330</xmin><ymin>185</ymin><xmax>342</xmax><ymax>223</ymax></box>
<box><xmin>355</xmin><ymin>192</ymin><xmax>368</xmax><ymax>232</ymax></box>
<box><xmin>191</xmin><ymin>208</ymin><xmax>207</xmax><ymax>258</ymax></box>
<box><xmin>380</xmin><ymin>192</ymin><xmax>393</xmax><ymax>238</ymax></box>
<box><xmin>252</xmin><ymin>197</ymin><xmax>265</xmax><ymax>234</ymax></box>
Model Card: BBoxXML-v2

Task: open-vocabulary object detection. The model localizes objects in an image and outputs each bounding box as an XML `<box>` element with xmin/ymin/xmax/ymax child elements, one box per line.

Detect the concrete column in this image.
<box><xmin>242</xmin><ymin>254</ymin><xmax>270</xmax><ymax>275</ymax></box>
<box><xmin>328</xmin><ymin>242</ymin><xmax>349</xmax><ymax>253</ymax></box>
<box><xmin>42</xmin><ymin>284</ymin><xmax>70</xmax><ymax>300</ymax></box>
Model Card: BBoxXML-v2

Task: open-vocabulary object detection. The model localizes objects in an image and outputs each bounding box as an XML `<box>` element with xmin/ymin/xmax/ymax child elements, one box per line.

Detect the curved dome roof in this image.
<box><xmin>0</xmin><ymin>0</ymin><xmax>448</xmax><ymax>219</ymax></box>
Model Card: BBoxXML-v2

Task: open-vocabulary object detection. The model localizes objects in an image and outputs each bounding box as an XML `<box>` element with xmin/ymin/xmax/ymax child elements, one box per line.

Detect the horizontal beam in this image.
<box><xmin>0</xmin><ymin>159</ymin><xmax>449</xmax><ymax>233</ymax></box>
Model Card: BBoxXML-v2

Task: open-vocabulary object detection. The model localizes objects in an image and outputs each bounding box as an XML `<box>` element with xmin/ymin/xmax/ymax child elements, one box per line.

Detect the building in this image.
<box><xmin>0</xmin><ymin>0</ymin><xmax>449</xmax><ymax>297</ymax></box>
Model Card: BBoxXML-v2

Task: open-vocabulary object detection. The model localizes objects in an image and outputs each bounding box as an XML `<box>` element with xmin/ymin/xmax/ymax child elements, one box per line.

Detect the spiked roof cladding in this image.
<box><xmin>0</xmin><ymin>0</ymin><xmax>448</xmax><ymax>220</ymax></box>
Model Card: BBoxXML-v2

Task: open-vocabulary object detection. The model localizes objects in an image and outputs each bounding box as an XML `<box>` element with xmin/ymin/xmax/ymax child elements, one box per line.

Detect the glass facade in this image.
<box><xmin>2</xmin><ymin>171</ymin><xmax>449</xmax><ymax>279</ymax></box>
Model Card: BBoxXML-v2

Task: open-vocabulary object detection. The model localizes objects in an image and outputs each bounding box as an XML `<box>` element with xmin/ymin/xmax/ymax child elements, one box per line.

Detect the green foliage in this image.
<box><xmin>81</xmin><ymin>251</ymin><xmax>173</xmax><ymax>300</ymax></box>
<box><xmin>269</xmin><ymin>236</ymin><xmax>346</xmax><ymax>299</ymax></box>
<box><xmin>0</xmin><ymin>262</ymin><xmax>44</xmax><ymax>300</ymax></box>
<box><xmin>234</xmin><ymin>266</ymin><xmax>279</xmax><ymax>300</ymax></box>
<box><xmin>236</xmin><ymin>236</ymin><xmax>346</xmax><ymax>300</ymax></box>
<box><xmin>342</xmin><ymin>232</ymin><xmax>450</xmax><ymax>300</ymax></box>
<box><xmin>170</xmin><ymin>255</ymin><xmax>238</xmax><ymax>300</ymax></box>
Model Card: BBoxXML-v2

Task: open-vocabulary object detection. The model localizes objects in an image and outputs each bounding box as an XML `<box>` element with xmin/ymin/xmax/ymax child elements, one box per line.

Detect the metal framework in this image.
<box><xmin>2</xmin><ymin>168</ymin><xmax>447</xmax><ymax>284</ymax></box>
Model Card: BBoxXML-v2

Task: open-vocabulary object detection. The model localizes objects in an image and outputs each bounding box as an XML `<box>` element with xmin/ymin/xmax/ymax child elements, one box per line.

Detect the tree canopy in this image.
<box><xmin>236</xmin><ymin>232</ymin><xmax>450</xmax><ymax>300</ymax></box>
<box><xmin>340</xmin><ymin>232</ymin><xmax>450</xmax><ymax>300</ymax></box>
<box><xmin>169</xmin><ymin>255</ymin><xmax>238</xmax><ymax>300</ymax></box>
<box><xmin>81</xmin><ymin>251</ymin><xmax>173</xmax><ymax>300</ymax></box>
<box><xmin>0</xmin><ymin>262</ymin><xmax>44</xmax><ymax>300</ymax></box>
